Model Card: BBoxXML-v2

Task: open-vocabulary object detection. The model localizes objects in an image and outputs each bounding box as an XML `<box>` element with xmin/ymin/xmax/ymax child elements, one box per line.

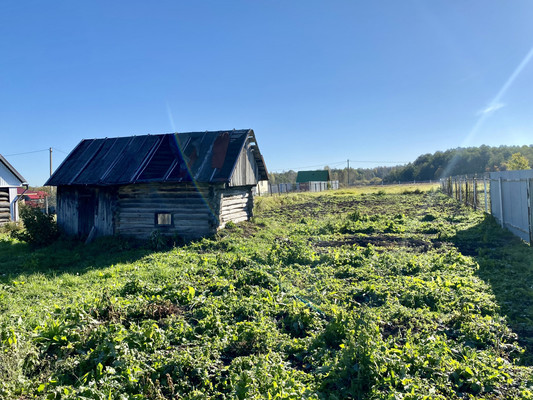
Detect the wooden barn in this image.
<box><xmin>45</xmin><ymin>130</ymin><xmax>268</xmax><ymax>239</ymax></box>
<box><xmin>0</xmin><ymin>155</ymin><xmax>27</xmax><ymax>225</ymax></box>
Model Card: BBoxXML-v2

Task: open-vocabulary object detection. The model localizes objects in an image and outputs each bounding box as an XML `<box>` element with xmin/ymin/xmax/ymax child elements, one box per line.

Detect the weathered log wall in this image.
<box><xmin>0</xmin><ymin>189</ymin><xmax>10</xmax><ymax>225</ymax></box>
<box><xmin>217</xmin><ymin>186</ymin><xmax>253</xmax><ymax>228</ymax></box>
<box><xmin>56</xmin><ymin>182</ymin><xmax>256</xmax><ymax>240</ymax></box>
<box><xmin>116</xmin><ymin>183</ymin><xmax>219</xmax><ymax>239</ymax></box>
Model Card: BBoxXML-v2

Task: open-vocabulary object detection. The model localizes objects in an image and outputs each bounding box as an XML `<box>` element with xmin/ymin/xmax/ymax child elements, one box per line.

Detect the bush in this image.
<box><xmin>0</xmin><ymin>221</ymin><xmax>22</xmax><ymax>236</ymax></box>
<box><xmin>14</xmin><ymin>206</ymin><xmax>59</xmax><ymax>246</ymax></box>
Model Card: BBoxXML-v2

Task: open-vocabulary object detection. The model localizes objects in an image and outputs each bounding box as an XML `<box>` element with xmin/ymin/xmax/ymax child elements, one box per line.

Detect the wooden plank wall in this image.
<box><xmin>0</xmin><ymin>189</ymin><xmax>10</xmax><ymax>225</ymax></box>
<box><xmin>229</xmin><ymin>143</ymin><xmax>259</xmax><ymax>187</ymax></box>
<box><xmin>57</xmin><ymin>186</ymin><xmax>79</xmax><ymax>235</ymax></box>
<box><xmin>218</xmin><ymin>187</ymin><xmax>253</xmax><ymax>228</ymax></box>
<box><xmin>95</xmin><ymin>188</ymin><xmax>115</xmax><ymax>236</ymax></box>
<box><xmin>116</xmin><ymin>182</ymin><xmax>218</xmax><ymax>239</ymax></box>
<box><xmin>56</xmin><ymin>186</ymin><xmax>115</xmax><ymax>237</ymax></box>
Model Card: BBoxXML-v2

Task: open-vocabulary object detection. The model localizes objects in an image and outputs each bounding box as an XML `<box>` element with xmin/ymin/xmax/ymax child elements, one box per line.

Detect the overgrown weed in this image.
<box><xmin>0</xmin><ymin>189</ymin><xmax>532</xmax><ymax>399</ymax></box>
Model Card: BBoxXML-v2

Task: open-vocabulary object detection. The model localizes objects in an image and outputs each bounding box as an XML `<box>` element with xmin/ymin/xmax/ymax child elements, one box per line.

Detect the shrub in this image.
<box><xmin>0</xmin><ymin>221</ymin><xmax>22</xmax><ymax>236</ymax></box>
<box><xmin>149</xmin><ymin>230</ymin><xmax>167</xmax><ymax>250</ymax></box>
<box><xmin>14</xmin><ymin>206</ymin><xmax>58</xmax><ymax>246</ymax></box>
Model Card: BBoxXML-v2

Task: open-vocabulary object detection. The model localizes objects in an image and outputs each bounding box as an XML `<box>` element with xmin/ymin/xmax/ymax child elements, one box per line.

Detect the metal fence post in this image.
<box><xmin>526</xmin><ymin>178</ymin><xmax>533</xmax><ymax>245</ymax></box>
<box><xmin>499</xmin><ymin>177</ymin><xmax>504</xmax><ymax>228</ymax></box>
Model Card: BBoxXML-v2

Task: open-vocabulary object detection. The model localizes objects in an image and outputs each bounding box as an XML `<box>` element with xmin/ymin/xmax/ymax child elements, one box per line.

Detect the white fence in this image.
<box><xmin>489</xmin><ymin>170</ymin><xmax>533</xmax><ymax>243</ymax></box>
<box><xmin>442</xmin><ymin>170</ymin><xmax>533</xmax><ymax>244</ymax></box>
<box><xmin>259</xmin><ymin>181</ymin><xmax>339</xmax><ymax>195</ymax></box>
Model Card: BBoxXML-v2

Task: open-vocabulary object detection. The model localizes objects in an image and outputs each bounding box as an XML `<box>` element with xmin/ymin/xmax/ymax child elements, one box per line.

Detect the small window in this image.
<box><xmin>156</xmin><ymin>213</ymin><xmax>172</xmax><ymax>226</ymax></box>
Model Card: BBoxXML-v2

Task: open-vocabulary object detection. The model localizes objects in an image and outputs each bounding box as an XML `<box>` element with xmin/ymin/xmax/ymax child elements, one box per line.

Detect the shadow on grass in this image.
<box><xmin>0</xmin><ymin>235</ymin><xmax>154</xmax><ymax>280</ymax></box>
<box><xmin>452</xmin><ymin>214</ymin><xmax>533</xmax><ymax>365</ymax></box>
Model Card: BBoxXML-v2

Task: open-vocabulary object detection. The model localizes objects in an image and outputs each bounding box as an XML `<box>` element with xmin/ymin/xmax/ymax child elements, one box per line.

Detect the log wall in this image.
<box><xmin>56</xmin><ymin>182</ymin><xmax>256</xmax><ymax>240</ymax></box>
<box><xmin>116</xmin><ymin>182</ymin><xmax>219</xmax><ymax>239</ymax></box>
<box><xmin>0</xmin><ymin>189</ymin><xmax>10</xmax><ymax>225</ymax></box>
<box><xmin>217</xmin><ymin>186</ymin><xmax>253</xmax><ymax>228</ymax></box>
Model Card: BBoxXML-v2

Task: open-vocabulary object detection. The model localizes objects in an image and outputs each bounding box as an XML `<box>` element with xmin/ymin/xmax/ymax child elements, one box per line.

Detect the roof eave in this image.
<box><xmin>0</xmin><ymin>154</ymin><xmax>27</xmax><ymax>185</ymax></box>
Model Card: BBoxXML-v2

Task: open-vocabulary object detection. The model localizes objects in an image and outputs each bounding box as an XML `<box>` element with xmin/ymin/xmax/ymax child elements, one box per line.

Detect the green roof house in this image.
<box><xmin>296</xmin><ymin>170</ymin><xmax>330</xmax><ymax>183</ymax></box>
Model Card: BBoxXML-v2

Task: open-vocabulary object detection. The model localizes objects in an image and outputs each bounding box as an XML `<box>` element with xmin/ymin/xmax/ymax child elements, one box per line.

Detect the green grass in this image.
<box><xmin>0</xmin><ymin>188</ymin><xmax>532</xmax><ymax>399</ymax></box>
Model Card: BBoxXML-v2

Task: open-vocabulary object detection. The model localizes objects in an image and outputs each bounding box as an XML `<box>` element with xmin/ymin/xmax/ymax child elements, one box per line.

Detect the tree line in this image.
<box><xmin>268</xmin><ymin>144</ymin><xmax>533</xmax><ymax>186</ymax></box>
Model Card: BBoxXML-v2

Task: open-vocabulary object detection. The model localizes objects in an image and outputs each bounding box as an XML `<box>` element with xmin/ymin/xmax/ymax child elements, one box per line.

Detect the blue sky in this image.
<box><xmin>2</xmin><ymin>1</ymin><xmax>533</xmax><ymax>186</ymax></box>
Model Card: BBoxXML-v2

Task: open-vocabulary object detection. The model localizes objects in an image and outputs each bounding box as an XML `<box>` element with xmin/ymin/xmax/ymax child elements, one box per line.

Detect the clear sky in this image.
<box><xmin>2</xmin><ymin>1</ymin><xmax>533</xmax><ymax>186</ymax></box>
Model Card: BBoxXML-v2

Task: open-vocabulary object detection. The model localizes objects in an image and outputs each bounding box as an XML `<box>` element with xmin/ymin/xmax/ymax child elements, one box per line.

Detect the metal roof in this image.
<box><xmin>0</xmin><ymin>154</ymin><xmax>27</xmax><ymax>185</ymax></box>
<box><xmin>45</xmin><ymin>130</ymin><xmax>268</xmax><ymax>186</ymax></box>
<box><xmin>296</xmin><ymin>170</ymin><xmax>330</xmax><ymax>183</ymax></box>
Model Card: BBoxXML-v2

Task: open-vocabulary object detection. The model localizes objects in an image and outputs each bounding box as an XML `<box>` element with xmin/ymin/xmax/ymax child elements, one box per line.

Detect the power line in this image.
<box><xmin>270</xmin><ymin>160</ymin><xmax>345</xmax><ymax>172</ymax></box>
<box><xmin>270</xmin><ymin>159</ymin><xmax>409</xmax><ymax>172</ymax></box>
<box><xmin>350</xmin><ymin>160</ymin><xmax>410</xmax><ymax>164</ymax></box>
<box><xmin>4</xmin><ymin>149</ymin><xmax>49</xmax><ymax>157</ymax></box>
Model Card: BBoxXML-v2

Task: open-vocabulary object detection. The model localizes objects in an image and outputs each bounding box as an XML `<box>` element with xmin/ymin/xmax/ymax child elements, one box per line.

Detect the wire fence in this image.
<box><xmin>442</xmin><ymin>171</ymin><xmax>533</xmax><ymax>245</ymax></box>
<box><xmin>440</xmin><ymin>174</ymin><xmax>491</xmax><ymax>213</ymax></box>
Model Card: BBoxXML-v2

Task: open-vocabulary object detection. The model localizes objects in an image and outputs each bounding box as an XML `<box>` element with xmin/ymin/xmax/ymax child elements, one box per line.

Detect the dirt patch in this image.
<box><xmin>315</xmin><ymin>234</ymin><xmax>433</xmax><ymax>252</ymax></box>
<box><xmin>261</xmin><ymin>199</ymin><xmax>367</xmax><ymax>220</ymax></box>
<box><xmin>239</xmin><ymin>221</ymin><xmax>260</xmax><ymax>238</ymax></box>
<box><xmin>143</xmin><ymin>301</ymin><xmax>185</xmax><ymax>320</ymax></box>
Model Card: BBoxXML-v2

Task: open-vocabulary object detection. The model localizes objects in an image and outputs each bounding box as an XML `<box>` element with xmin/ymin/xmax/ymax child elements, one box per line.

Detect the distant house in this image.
<box><xmin>296</xmin><ymin>170</ymin><xmax>330</xmax><ymax>184</ymax></box>
<box><xmin>45</xmin><ymin>130</ymin><xmax>268</xmax><ymax>240</ymax></box>
<box><xmin>296</xmin><ymin>170</ymin><xmax>331</xmax><ymax>192</ymax></box>
<box><xmin>17</xmin><ymin>188</ymin><xmax>49</xmax><ymax>209</ymax></box>
<box><xmin>0</xmin><ymin>155</ymin><xmax>27</xmax><ymax>225</ymax></box>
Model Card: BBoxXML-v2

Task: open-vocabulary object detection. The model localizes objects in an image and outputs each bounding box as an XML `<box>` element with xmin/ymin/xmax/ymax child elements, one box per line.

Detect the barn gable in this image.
<box><xmin>46</xmin><ymin>130</ymin><xmax>268</xmax><ymax>239</ymax></box>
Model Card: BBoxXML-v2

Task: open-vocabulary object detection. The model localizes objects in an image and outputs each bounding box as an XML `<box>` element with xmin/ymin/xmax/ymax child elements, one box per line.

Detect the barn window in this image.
<box><xmin>156</xmin><ymin>212</ymin><xmax>172</xmax><ymax>226</ymax></box>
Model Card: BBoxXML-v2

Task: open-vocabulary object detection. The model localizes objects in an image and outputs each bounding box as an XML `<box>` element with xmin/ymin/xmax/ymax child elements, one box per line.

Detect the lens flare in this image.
<box><xmin>441</xmin><ymin>45</ymin><xmax>533</xmax><ymax>178</ymax></box>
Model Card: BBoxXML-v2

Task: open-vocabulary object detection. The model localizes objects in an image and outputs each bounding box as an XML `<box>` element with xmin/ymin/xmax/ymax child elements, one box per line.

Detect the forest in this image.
<box><xmin>269</xmin><ymin>144</ymin><xmax>533</xmax><ymax>186</ymax></box>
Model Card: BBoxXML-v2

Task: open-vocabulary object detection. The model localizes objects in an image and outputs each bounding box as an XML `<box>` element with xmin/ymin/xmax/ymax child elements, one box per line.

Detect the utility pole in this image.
<box><xmin>347</xmin><ymin>159</ymin><xmax>350</xmax><ymax>187</ymax></box>
<box><xmin>47</xmin><ymin>147</ymin><xmax>52</xmax><ymax>215</ymax></box>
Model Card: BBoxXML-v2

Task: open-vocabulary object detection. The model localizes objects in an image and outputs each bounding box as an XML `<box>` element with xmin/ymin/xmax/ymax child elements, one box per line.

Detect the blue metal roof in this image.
<box><xmin>45</xmin><ymin>130</ymin><xmax>268</xmax><ymax>186</ymax></box>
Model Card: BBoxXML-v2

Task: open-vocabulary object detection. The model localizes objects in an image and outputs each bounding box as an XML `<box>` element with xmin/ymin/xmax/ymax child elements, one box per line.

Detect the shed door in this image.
<box><xmin>0</xmin><ymin>189</ymin><xmax>10</xmax><ymax>225</ymax></box>
<box><xmin>78</xmin><ymin>190</ymin><xmax>96</xmax><ymax>237</ymax></box>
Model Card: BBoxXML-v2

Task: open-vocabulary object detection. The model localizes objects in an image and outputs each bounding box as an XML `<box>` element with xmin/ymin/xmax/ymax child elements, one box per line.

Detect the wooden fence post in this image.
<box><xmin>465</xmin><ymin>178</ymin><xmax>469</xmax><ymax>206</ymax></box>
<box><xmin>484</xmin><ymin>176</ymin><xmax>488</xmax><ymax>213</ymax></box>
<box><xmin>449</xmin><ymin>177</ymin><xmax>452</xmax><ymax>196</ymax></box>
<box><xmin>473</xmin><ymin>178</ymin><xmax>477</xmax><ymax>210</ymax></box>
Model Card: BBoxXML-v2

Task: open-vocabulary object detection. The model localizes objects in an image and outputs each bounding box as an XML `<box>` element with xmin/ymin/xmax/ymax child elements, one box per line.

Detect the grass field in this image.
<box><xmin>1</xmin><ymin>185</ymin><xmax>532</xmax><ymax>399</ymax></box>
